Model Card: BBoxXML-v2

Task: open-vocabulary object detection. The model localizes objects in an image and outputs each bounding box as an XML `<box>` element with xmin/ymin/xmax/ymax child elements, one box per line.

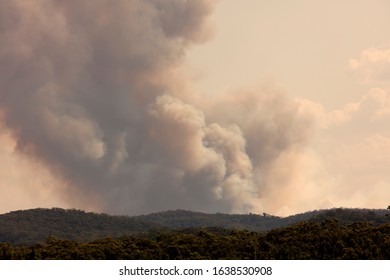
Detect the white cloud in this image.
<box><xmin>348</xmin><ymin>45</ymin><xmax>390</xmax><ymax>85</ymax></box>
<box><xmin>295</xmin><ymin>98</ymin><xmax>361</xmax><ymax>128</ymax></box>
<box><xmin>367</xmin><ymin>87</ymin><xmax>390</xmax><ymax>118</ymax></box>
<box><xmin>296</xmin><ymin>86</ymin><xmax>390</xmax><ymax>131</ymax></box>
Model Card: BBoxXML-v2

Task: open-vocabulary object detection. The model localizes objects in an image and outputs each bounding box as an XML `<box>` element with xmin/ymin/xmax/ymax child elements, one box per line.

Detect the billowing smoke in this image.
<box><xmin>0</xmin><ymin>0</ymin><xmax>312</xmax><ymax>215</ymax></box>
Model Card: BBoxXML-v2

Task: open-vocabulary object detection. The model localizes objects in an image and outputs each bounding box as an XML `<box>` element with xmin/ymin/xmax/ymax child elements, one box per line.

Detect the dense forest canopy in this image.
<box><xmin>1</xmin><ymin>220</ymin><xmax>389</xmax><ymax>260</ymax></box>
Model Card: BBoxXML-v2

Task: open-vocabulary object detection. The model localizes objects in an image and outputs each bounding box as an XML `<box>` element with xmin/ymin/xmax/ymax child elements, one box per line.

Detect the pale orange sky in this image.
<box><xmin>0</xmin><ymin>0</ymin><xmax>389</xmax><ymax>216</ymax></box>
<box><xmin>188</xmin><ymin>0</ymin><xmax>390</xmax><ymax>108</ymax></box>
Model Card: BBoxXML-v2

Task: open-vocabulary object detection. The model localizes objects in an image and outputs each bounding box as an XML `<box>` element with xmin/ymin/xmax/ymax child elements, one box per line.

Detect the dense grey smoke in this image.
<box><xmin>0</xmin><ymin>0</ymin><xmax>312</xmax><ymax>215</ymax></box>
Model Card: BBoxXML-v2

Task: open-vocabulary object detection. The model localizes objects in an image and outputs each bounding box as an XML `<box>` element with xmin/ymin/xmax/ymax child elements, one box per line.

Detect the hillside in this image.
<box><xmin>0</xmin><ymin>208</ymin><xmax>160</xmax><ymax>244</ymax></box>
<box><xmin>1</xmin><ymin>219</ymin><xmax>389</xmax><ymax>260</ymax></box>
<box><xmin>135</xmin><ymin>208</ymin><xmax>390</xmax><ymax>229</ymax></box>
<box><xmin>133</xmin><ymin>210</ymin><xmax>285</xmax><ymax>231</ymax></box>
<box><xmin>0</xmin><ymin>207</ymin><xmax>389</xmax><ymax>245</ymax></box>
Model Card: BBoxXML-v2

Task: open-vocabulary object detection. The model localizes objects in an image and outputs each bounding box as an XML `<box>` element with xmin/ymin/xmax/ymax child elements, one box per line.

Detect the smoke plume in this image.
<box><xmin>0</xmin><ymin>0</ymin><xmax>312</xmax><ymax>215</ymax></box>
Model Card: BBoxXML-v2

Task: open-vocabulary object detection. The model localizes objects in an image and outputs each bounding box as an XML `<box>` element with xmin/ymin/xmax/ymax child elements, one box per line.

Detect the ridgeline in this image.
<box><xmin>0</xmin><ymin>207</ymin><xmax>389</xmax><ymax>259</ymax></box>
<box><xmin>0</xmin><ymin>207</ymin><xmax>389</xmax><ymax>244</ymax></box>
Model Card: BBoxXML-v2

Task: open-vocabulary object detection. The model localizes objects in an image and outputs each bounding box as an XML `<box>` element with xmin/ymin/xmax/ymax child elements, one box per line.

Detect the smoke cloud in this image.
<box><xmin>0</xmin><ymin>0</ymin><xmax>313</xmax><ymax>215</ymax></box>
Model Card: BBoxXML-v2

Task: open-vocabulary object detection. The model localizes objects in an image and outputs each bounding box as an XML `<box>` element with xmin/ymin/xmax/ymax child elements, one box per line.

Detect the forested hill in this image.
<box><xmin>0</xmin><ymin>207</ymin><xmax>389</xmax><ymax>245</ymax></box>
<box><xmin>134</xmin><ymin>208</ymin><xmax>390</xmax><ymax>229</ymax></box>
<box><xmin>0</xmin><ymin>208</ymin><xmax>160</xmax><ymax>244</ymax></box>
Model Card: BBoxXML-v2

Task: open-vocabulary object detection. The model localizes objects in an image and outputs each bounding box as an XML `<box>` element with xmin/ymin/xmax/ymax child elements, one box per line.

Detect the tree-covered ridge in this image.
<box><xmin>0</xmin><ymin>207</ymin><xmax>389</xmax><ymax>245</ymax></box>
<box><xmin>0</xmin><ymin>208</ymin><xmax>161</xmax><ymax>244</ymax></box>
<box><xmin>138</xmin><ymin>208</ymin><xmax>390</xmax><ymax>229</ymax></box>
<box><xmin>1</xmin><ymin>220</ymin><xmax>389</xmax><ymax>260</ymax></box>
<box><xmin>133</xmin><ymin>209</ymin><xmax>285</xmax><ymax>231</ymax></box>
<box><xmin>309</xmin><ymin>208</ymin><xmax>390</xmax><ymax>225</ymax></box>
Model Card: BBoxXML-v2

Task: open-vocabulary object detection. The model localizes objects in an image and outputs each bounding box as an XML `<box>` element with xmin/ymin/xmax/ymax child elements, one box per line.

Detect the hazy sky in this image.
<box><xmin>0</xmin><ymin>0</ymin><xmax>389</xmax><ymax>216</ymax></box>
<box><xmin>186</xmin><ymin>0</ymin><xmax>390</xmax><ymax>215</ymax></box>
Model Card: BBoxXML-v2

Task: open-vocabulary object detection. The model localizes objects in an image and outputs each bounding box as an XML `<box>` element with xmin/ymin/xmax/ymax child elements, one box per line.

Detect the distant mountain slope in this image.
<box><xmin>0</xmin><ymin>208</ymin><xmax>160</xmax><ymax>244</ymax></box>
<box><xmin>309</xmin><ymin>208</ymin><xmax>390</xmax><ymax>225</ymax></box>
<box><xmin>134</xmin><ymin>208</ymin><xmax>390</xmax><ymax>230</ymax></box>
<box><xmin>0</xmin><ymin>207</ymin><xmax>389</xmax><ymax>245</ymax></box>
<box><xmin>133</xmin><ymin>210</ymin><xmax>285</xmax><ymax>231</ymax></box>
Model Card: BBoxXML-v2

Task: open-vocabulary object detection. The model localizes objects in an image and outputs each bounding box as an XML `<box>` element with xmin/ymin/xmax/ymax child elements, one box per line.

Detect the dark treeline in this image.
<box><xmin>1</xmin><ymin>219</ymin><xmax>389</xmax><ymax>260</ymax></box>
<box><xmin>0</xmin><ymin>208</ymin><xmax>160</xmax><ymax>244</ymax></box>
<box><xmin>1</xmin><ymin>207</ymin><xmax>389</xmax><ymax>245</ymax></box>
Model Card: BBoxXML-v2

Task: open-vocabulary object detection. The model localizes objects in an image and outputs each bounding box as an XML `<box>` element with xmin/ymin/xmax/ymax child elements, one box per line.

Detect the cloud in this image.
<box><xmin>295</xmin><ymin>98</ymin><xmax>361</xmax><ymax>128</ymax></box>
<box><xmin>366</xmin><ymin>87</ymin><xmax>390</xmax><ymax>119</ymax></box>
<box><xmin>0</xmin><ymin>122</ymin><xmax>70</xmax><ymax>213</ymax></box>
<box><xmin>296</xmin><ymin>86</ymin><xmax>390</xmax><ymax>129</ymax></box>
<box><xmin>290</xmin><ymin>62</ymin><xmax>390</xmax><ymax>214</ymax></box>
<box><xmin>2</xmin><ymin>1</ymin><xmax>387</xmax><ymax>217</ymax></box>
<box><xmin>325</xmin><ymin>134</ymin><xmax>390</xmax><ymax>208</ymax></box>
<box><xmin>0</xmin><ymin>0</ymin><xmax>318</xmax><ymax>215</ymax></box>
<box><xmin>348</xmin><ymin>45</ymin><xmax>390</xmax><ymax>85</ymax></box>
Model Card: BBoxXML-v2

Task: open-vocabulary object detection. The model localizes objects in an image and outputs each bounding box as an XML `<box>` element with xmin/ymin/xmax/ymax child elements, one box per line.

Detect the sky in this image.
<box><xmin>0</xmin><ymin>0</ymin><xmax>389</xmax><ymax>216</ymax></box>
